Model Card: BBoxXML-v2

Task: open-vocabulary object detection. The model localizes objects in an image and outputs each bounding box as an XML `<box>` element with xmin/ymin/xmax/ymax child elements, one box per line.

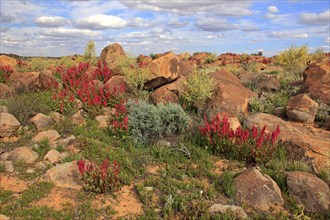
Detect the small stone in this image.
<box><xmin>145</xmin><ymin>187</ymin><xmax>154</xmax><ymax>192</ymax></box>
<box><xmin>0</xmin><ymin>113</ymin><xmax>21</xmax><ymax>137</ymax></box>
<box><xmin>30</xmin><ymin>113</ymin><xmax>53</xmax><ymax>131</ymax></box>
<box><xmin>209</xmin><ymin>204</ymin><xmax>248</xmax><ymax>219</ymax></box>
<box><xmin>0</xmin><ymin>214</ymin><xmax>10</xmax><ymax>220</ymax></box>
<box><xmin>26</xmin><ymin>168</ymin><xmax>35</xmax><ymax>173</ymax></box>
<box><xmin>4</xmin><ymin>161</ymin><xmax>14</xmax><ymax>172</ymax></box>
<box><xmin>44</xmin><ymin>149</ymin><xmax>61</xmax><ymax>164</ymax></box>
<box><xmin>95</xmin><ymin>115</ymin><xmax>110</xmax><ymax>128</ymax></box>
<box><xmin>0</xmin><ymin>105</ymin><xmax>9</xmax><ymax>113</ymax></box>
<box><xmin>32</xmin><ymin>130</ymin><xmax>60</xmax><ymax>143</ymax></box>
<box><xmin>71</xmin><ymin>109</ymin><xmax>87</xmax><ymax>126</ymax></box>
<box><xmin>50</xmin><ymin>111</ymin><xmax>65</xmax><ymax>123</ymax></box>
<box><xmin>8</xmin><ymin>147</ymin><xmax>39</xmax><ymax>164</ymax></box>
<box><xmin>35</xmin><ymin>161</ymin><xmax>48</xmax><ymax>170</ymax></box>
<box><xmin>0</xmin><ymin>152</ymin><xmax>10</xmax><ymax>161</ymax></box>
<box><xmin>54</xmin><ymin>135</ymin><xmax>76</xmax><ymax>148</ymax></box>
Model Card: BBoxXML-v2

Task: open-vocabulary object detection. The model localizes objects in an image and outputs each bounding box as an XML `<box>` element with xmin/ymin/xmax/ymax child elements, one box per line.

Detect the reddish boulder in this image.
<box><xmin>100</xmin><ymin>43</ymin><xmax>126</xmax><ymax>69</ymax></box>
<box><xmin>149</xmin><ymin>86</ymin><xmax>179</xmax><ymax>105</ymax></box>
<box><xmin>105</xmin><ymin>75</ymin><xmax>128</xmax><ymax>93</ymax></box>
<box><xmin>144</xmin><ymin>52</ymin><xmax>180</xmax><ymax>90</ymax></box>
<box><xmin>204</xmin><ymin>70</ymin><xmax>257</xmax><ymax>116</ymax></box>
<box><xmin>0</xmin><ymin>55</ymin><xmax>17</xmax><ymax>67</ymax></box>
<box><xmin>244</xmin><ymin>113</ymin><xmax>330</xmax><ymax>171</ymax></box>
<box><xmin>255</xmin><ymin>74</ymin><xmax>281</xmax><ymax>91</ymax></box>
<box><xmin>179</xmin><ymin>61</ymin><xmax>194</xmax><ymax>77</ymax></box>
<box><xmin>0</xmin><ymin>113</ymin><xmax>21</xmax><ymax>137</ymax></box>
<box><xmin>303</xmin><ymin>59</ymin><xmax>330</xmax><ymax>104</ymax></box>
<box><xmin>8</xmin><ymin>71</ymin><xmax>55</xmax><ymax>92</ymax></box>
<box><xmin>286</xmin><ymin>94</ymin><xmax>318</xmax><ymax>124</ymax></box>
<box><xmin>234</xmin><ymin>167</ymin><xmax>284</xmax><ymax>211</ymax></box>
<box><xmin>287</xmin><ymin>171</ymin><xmax>329</xmax><ymax>213</ymax></box>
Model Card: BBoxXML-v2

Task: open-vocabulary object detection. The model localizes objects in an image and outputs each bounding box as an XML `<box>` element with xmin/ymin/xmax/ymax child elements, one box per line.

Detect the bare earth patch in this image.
<box><xmin>92</xmin><ymin>184</ymin><xmax>143</xmax><ymax>219</ymax></box>
<box><xmin>146</xmin><ymin>164</ymin><xmax>166</xmax><ymax>175</ymax></box>
<box><xmin>0</xmin><ymin>174</ymin><xmax>29</xmax><ymax>193</ymax></box>
<box><xmin>33</xmin><ymin>187</ymin><xmax>78</xmax><ymax>211</ymax></box>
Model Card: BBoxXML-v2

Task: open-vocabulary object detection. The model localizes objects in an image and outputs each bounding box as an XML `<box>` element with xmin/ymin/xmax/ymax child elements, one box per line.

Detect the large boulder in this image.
<box><xmin>254</xmin><ymin>74</ymin><xmax>281</xmax><ymax>92</ymax></box>
<box><xmin>234</xmin><ymin>167</ymin><xmax>284</xmax><ymax>211</ymax></box>
<box><xmin>149</xmin><ymin>86</ymin><xmax>179</xmax><ymax>105</ymax></box>
<box><xmin>287</xmin><ymin>171</ymin><xmax>329</xmax><ymax>213</ymax></box>
<box><xmin>144</xmin><ymin>52</ymin><xmax>180</xmax><ymax>90</ymax></box>
<box><xmin>204</xmin><ymin>70</ymin><xmax>257</xmax><ymax>116</ymax></box>
<box><xmin>179</xmin><ymin>61</ymin><xmax>194</xmax><ymax>77</ymax></box>
<box><xmin>100</xmin><ymin>43</ymin><xmax>126</xmax><ymax>69</ymax></box>
<box><xmin>244</xmin><ymin>113</ymin><xmax>330</xmax><ymax>171</ymax></box>
<box><xmin>8</xmin><ymin>71</ymin><xmax>55</xmax><ymax>92</ymax></box>
<box><xmin>0</xmin><ymin>55</ymin><xmax>17</xmax><ymax>67</ymax></box>
<box><xmin>8</xmin><ymin>146</ymin><xmax>39</xmax><ymax>164</ymax></box>
<box><xmin>0</xmin><ymin>113</ymin><xmax>21</xmax><ymax>137</ymax></box>
<box><xmin>32</xmin><ymin>129</ymin><xmax>60</xmax><ymax>143</ymax></box>
<box><xmin>105</xmin><ymin>75</ymin><xmax>128</xmax><ymax>93</ymax></box>
<box><xmin>303</xmin><ymin>59</ymin><xmax>330</xmax><ymax>104</ymax></box>
<box><xmin>42</xmin><ymin>161</ymin><xmax>82</xmax><ymax>190</ymax></box>
<box><xmin>286</xmin><ymin>94</ymin><xmax>318</xmax><ymax>124</ymax></box>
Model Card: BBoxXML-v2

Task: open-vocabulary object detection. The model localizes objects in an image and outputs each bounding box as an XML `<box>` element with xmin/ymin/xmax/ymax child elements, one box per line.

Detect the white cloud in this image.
<box><xmin>35</xmin><ymin>16</ymin><xmax>68</xmax><ymax>27</ymax></box>
<box><xmin>268</xmin><ymin>6</ymin><xmax>279</xmax><ymax>13</ymax></box>
<box><xmin>325</xmin><ymin>37</ymin><xmax>330</xmax><ymax>43</ymax></box>
<box><xmin>195</xmin><ymin>18</ymin><xmax>240</xmax><ymax>32</ymax></box>
<box><xmin>293</xmin><ymin>33</ymin><xmax>308</xmax><ymax>39</ymax></box>
<box><xmin>119</xmin><ymin>0</ymin><xmax>253</xmax><ymax>16</ymax></box>
<box><xmin>74</xmin><ymin>14</ymin><xmax>127</xmax><ymax>29</ymax></box>
<box><xmin>266</xmin><ymin>13</ymin><xmax>278</xmax><ymax>19</ymax></box>
<box><xmin>43</xmin><ymin>28</ymin><xmax>101</xmax><ymax>37</ymax></box>
<box><xmin>299</xmin><ymin>10</ymin><xmax>330</xmax><ymax>25</ymax></box>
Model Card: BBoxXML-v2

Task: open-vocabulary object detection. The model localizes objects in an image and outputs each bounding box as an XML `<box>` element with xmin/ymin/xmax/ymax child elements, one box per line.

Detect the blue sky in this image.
<box><xmin>1</xmin><ymin>0</ymin><xmax>329</xmax><ymax>57</ymax></box>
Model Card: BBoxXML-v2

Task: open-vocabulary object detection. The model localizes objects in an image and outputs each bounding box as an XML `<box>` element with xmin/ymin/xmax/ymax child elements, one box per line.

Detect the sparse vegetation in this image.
<box><xmin>83</xmin><ymin>40</ymin><xmax>97</xmax><ymax>65</ymax></box>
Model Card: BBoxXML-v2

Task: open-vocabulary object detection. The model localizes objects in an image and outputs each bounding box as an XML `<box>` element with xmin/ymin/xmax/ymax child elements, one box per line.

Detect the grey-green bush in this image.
<box><xmin>127</xmin><ymin>101</ymin><xmax>190</xmax><ymax>145</ymax></box>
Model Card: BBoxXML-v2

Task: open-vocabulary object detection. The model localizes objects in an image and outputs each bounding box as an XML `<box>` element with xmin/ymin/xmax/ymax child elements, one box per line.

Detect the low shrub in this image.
<box><xmin>181</xmin><ymin>69</ymin><xmax>214</xmax><ymax>111</ymax></box>
<box><xmin>77</xmin><ymin>158</ymin><xmax>121</xmax><ymax>193</ymax></box>
<box><xmin>219</xmin><ymin>170</ymin><xmax>236</xmax><ymax>202</ymax></box>
<box><xmin>199</xmin><ymin>114</ymin><xmax>281</xmax><ymax>166</ymax></box>
<box><xmin>219</xmin><ymin>64</ymin><xmax>243</xmax><ymax>77</ymax></box>
<box><xmin>0</xmin><ymin>65</ymin><xmax>14</xmax><ymax>84</ymax></box>
<box><xmin>242</xmin><ymin>61</ymin><xmax>260</xmax><ymax>73</ymax></box>
<box><xmin>127</xmin><ymin>101</ymin><xmax>190</xmax><ymax>145</ymax></box>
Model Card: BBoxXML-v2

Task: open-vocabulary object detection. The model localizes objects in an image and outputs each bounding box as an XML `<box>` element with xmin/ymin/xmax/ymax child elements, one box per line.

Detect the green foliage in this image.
<box><xmin>219</xmin><ymin>171</ymin><xmax>236</xmax><ymax>202</ymax></box>
<box><xmin>309</xmin><ymin>48</ymin><xmax>326</xmax><ymax>63</ymax></box>
<box><xmin>149</xmin><ymin>53</ymin><xmax>157</xmax><ymax>59</ymax></box>
<box><xmin>0</xmin><ymin>163</ymin><xmax>5</xmax><ymax>173</ymax></box>
<box><xmin>239</xmin><ymin>54</ymin><xmax>251</xmax><ymax>61</ymax></box>
<box><xmin>18</xmin><ymin>182</ymin><xmax>54</xmax><ymax>207</ymax></box>
<box><xmin>274</xmin><ymin>45</ymin><xmax>309</xmax><ymax>82</ymax></box>
<box><xmin>181</xmin><ymin>69</ymin><xmax>214</xmax><ymax>110</ymax></box>
<box><xmin>32</xmin><ymin>139</ymin><xmax>51</xmax><ymax>158</ymax></box>
<box><xmin>219</xmin><ymin>64</ymin><xmax>243</xmax><ymax>77</ymax></box>
<box><xmin>315</xmin><ymin>103</ymin><xmax>330</xmax><ymax>127</ymax></box>
<box><xmin>56</xmin><ymin>56</ymin><xmax>84</xmax><ymax>68</ymax></box>
<box><xmin>127</xmin><ymin>101</ymin><xmax>190</xmax><ymax>145</ymax></box>
<box><xmin>7</xmin><ymin>91</ymin><xmax>53</xmax><ymax>125</ymax></box>
<box><xmin>83</xmin><ymin>40</ymin><xmax>97</xmax><ymax>65</ymax></box>
<box><xmin>242</xmin><ymin>61</ymin><xmax>260</xmax><ymax>73</ymax></box>
<box><xmin>206</xmin><ymin>53</ymin><xmax>217</xmax><ymax>64</ymax></box>
<box><xmin>17</xmin><ymin>57</ymin><xmax>55</xmax><ymax>72</ymax></box>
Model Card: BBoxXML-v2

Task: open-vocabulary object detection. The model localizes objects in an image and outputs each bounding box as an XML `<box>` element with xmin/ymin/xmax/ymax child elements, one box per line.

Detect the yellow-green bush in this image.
<box><xmin>309</xmin><ymin>48</ymin><xmax>326</xmax><ymax>63</ymax></box>
<box><xmin>83</xmin><ymin>40</ymin><xmax>97</xmax><ymax>65</ymax></box>
<box><xmin>274</xmin><ymin>45</ymin><xmax>309</xmax><ymax>82</ymax></box>
<box><xmin>181</xmin><ymin>69</ymin><xmax>214</xmax><ymax>110</ymax></box>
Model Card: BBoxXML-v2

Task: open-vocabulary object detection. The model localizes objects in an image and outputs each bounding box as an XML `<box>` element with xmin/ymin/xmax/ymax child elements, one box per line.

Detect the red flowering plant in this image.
<box><xmin>109</xmin><ymin>98</ymin><xmax>129</xmax><ymax>140</ymax></box>
<box><xmin>0</xmin><ymin>65</ymin><xmax>14</xmax><ymax>84</ymax></box>
<box><xmin>77</xmin><ymin>158</ymin><xmax>121</xmax><ymax>193</ymax></box>
<box><xmin>199</xmin><ymin>114</ymin><xmax>281</xmax><ymax>166</ymax></box>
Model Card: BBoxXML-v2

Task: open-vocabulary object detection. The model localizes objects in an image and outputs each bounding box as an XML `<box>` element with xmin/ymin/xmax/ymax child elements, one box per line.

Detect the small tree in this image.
<box><xmin>274</xmin><ymin>45</ymin><xmax>309</xmax><ymax>83</ymax></box>
<box><xmin>83</xmin><ymin>40</ymin><xmax>97</xmax><ymax>65</ymax></box>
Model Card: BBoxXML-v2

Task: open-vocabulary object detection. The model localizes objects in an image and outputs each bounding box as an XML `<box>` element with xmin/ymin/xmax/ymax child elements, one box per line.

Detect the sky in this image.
<box><xmin>0</xmin><ymin>0</ymin><xmax>329</xmax><ymax>57</ymax></box>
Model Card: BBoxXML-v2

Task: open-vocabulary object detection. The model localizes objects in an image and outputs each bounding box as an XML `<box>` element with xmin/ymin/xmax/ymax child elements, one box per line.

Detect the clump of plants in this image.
<box><xmin>274</xmin><ymin>45</ymin><xmax>309</xmax><ymax>83</ymax></box>
<box><xmin>181</xmin><ymin>69</ymin><xmax>214</xmax><ymax>111</ymax></box>
<box><xmin>127</xmin><ymin>101</ymin><xmax>190</xmax><ymax>145</ymax></box>
<box><xmin>77</xmin><ymin>158</ymin><xmax>121</xmax><ymax>193</ymax></box>
<box><xmin>109</xmin><ymin>99</ymin><xmax>129</xmax><ymax>140</ymax></box>
<box><xmin>0</xmin><ymin>65</ymin><xmax>14</xmax><ymax>84</ymax></box>
<box><xmin>83</xmin><ymin>40</ymin><xmax>97</xmax><ymax>65</ymax></box>
<box><xmin>199</xmin><ymin>114</ymin><xmax>281</xmax><ymax>166</ymax></box>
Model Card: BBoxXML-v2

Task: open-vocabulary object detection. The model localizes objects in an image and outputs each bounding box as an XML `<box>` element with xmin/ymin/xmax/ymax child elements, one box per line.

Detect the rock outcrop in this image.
<box><xmin>100</xmin><ymin>43</ymin><xmax>126</xmax><ymax>69</ymax></box>
<box><xmin>286</xmin><ymin>94</ymin><xmax>318</xmax><ymax>124</ymax></box>
<box><xmin>0</xmin><ymin>113</ymin><xmax>21</xmax><ymax>137</ymax></box>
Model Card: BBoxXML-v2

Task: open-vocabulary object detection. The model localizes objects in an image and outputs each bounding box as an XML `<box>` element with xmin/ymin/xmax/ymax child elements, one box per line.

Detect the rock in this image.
<box><xmin>8</xmin><ymin>71</ymin><xmax>55</xmax><ymax>92</ymax></box>
<box><xmin>244</xmin><ymin>113</ymin><xmax>330</xmax><ymax>171</ymax></box>
<box><xmin>71</xmin><ymin>109</ymin><xmax>87</xmax><ymax>126</ymax></box>
<box><xmin>255</xmin><ymin>74</ymin><xmax>281</xmax><ymax>91</ymax></box>
<box><xmin>179</xmin><ymin>61</ymin><xmax>194</xmax><ymax>77</ymax></box>
<box><xmin>0</xmin><ymin>113</ymin><xmax>21</xmax><ymax>137</ymax></box>
<box><xmin>55</xmin><ymin>135</ymin><xmax>76</xmax><ymax>148</ymax></box>
<box><xmin>204</xmin><ymin>70</ymin><xmax>257</xmax><ymax>116</ymax></box>
<box><xmin>303</xmin><ymin>59</ymin><xmax>330</xmax><ymax>104</ymax></box>
<box><xmin>0</xmin><ymin>105</ymin><xmax>8</xmax><ymax>113</ymax></box>
<box><xmin>100</xmin><ymin>43</ymin><xmax>126</xmax><ymax>69</ymax></box>
<box><xmin>44</xmin><ymin>149</ymin><xmax>61</xmax><ymax>164</ymax></box>
<box><xmin>0</xmin><ymin>55</ymin><xmax>17</xmax><ymax>67</ymax></box>
<box><xmin>0</xmin><ymin>214</ymin><xmax>10</xmax><ymax>220</ymax></box>
<box><xmin>144</xmin><ymin>52</ymin><xmax>180</xmax><ymax>90</ymax></box>
<box><xmin>137</xmin><ymin>54</ymin><xmax>152</xmax><ymax>64</ymax></box>
<box><xmin>8</xmin><ymin>146</ymin><xmax>39</xmax><ymax>163</ymax></box>
<box><xmin>95</xmin><ymin>115</ymin><xmax>110</xmax><ymax>128</ymax></box>
<box><xmin>235</xmin><ymin>167</ymin><xmax>284</xmax><ymax>211</ymax></box>
<box><xmin>30</xmin><ymin>113</ymin><xmax>53</xmax><ymax>131</ymax></box>
<box><xmin>0</xmin><ymin>83</ymin><xmax>12</xmax><ymax>98</ymax></box>
<box><xmin>26</xmin><ymin>168</ymin><xmax>35</xmax><ymax>173</ymax></box>
<box><xmin>32</xmin><ymin>129</ymin><xmax>60</xmax><ymax>143</ymax></box>
<box><xmin>42</xmin><ymin>161</ymin><xmax>83</xmax><ymax>190</ymax></box>
<box><xmin>50</xmin><ymin>111</ymin><xmax>65</xmax><ymax>123</ymax></box>
<box><xmin>105</xmin><ymin>75</ymin><xmax>128</xmax><ymax>94</ymax></box>
<box><xmin>287</xmin><ymin>171</ymin><xmax>330</xmax><ymax>213</ymax></box>
<box><xmin>149</xmin><ymin>86</ymin><xmax>179</xmax><ymax>105</ymax></box>
<box><xmin>0</xmin><ymin>152</ymin><xmax>10</xmax><ymax>161</ymax></box>
<box><xmin>178</xmin><ymin>52</ymin><xmax>191</xmax><ymax>61</ymax></box>
<box><xmin>209</xmin><ymin>204</ymin><xmax>248</xmax><ymax>219</ymax></box>
<box><xmin>0</xmin><ymin>161</ymin><xmax>14</xmax><ymax>172</ymax></box>
<box><xmin>190</xmin><ymin>52</ymin><xmax>209</xmax><ymax>65</ymax></box>
<box><xmin>286</xmin><ymin>94</ymin><xmax>318</xmax><ymax>124</ymax></box>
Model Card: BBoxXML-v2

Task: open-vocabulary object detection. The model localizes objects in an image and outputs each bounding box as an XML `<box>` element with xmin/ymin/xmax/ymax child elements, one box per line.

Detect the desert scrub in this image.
<box><xmin>242</xmin><ymin>61</ymin><xmax>261</xmax><ymax>73</ymax></box>
<box><xmin>0</xmin><ymin>65</ymin><xmax>14</xmax><ymax>84</ymax></box>
<box><xmin>83</xmin><ymin>40</ymin><xmax>97</xmax><ymax>65</ymax></box>
<box><xmin>315</xmin><ymin>102</ymin><xmax>330</xmax><ymax>127</ymax></box>
<box><xmin>127</xmin><ymin>101</ymin><xmax>190</xmax><ymax>145</ymax></box>
<box><xmin>274</xmin><ymin>45</ymin><xmax>309</xmax><ymax>83</ymax></box>
<box><xmin>206</xmin><ymin>52</ymin><xmax>217</xmax><ymax>63</ymax></box>
<box><xmin>181</xmin><ymin>69</ymin><xmax>214</xmax><ymax>110</ymax></box>
<box><xmin>219</xmin><ymin>170</ymin><xmax>236</xmax><ymax>203</ymax></box>
<box><xmin>219</xmin><ymin>64</ymin><xmax>243</xmax><ymax>77</ymax></box>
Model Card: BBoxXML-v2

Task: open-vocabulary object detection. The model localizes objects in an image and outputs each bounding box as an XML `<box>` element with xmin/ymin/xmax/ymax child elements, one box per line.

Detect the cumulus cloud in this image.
<box><xmin>268</xmin><ymin>6</ymin><xmax>279</xmax><ymax>13</ymax></box>
<box><xmin>266</xmin><ymin>31</ymin><xmax>309</xmax><ymax>39</ymax></box>
<box><xmin>299</xmin><ymin>10</ymin><xmax>330</xmax><ymax>25</ymax></box>
<box><xmin>42</xmin><ymin>28</ymin><xmax>101</xmax><ymax>37</ymax></box>
<box><xmin>195</xmin><ymin>18</ymin><xmax>240</xmax><ymax>32</ymax></box>
<box><xmin>293</xmin><ymin>33</ymin><xmax>308</xmax><ymax>39</ymax></box>
<box><xmin>119</xmin><ymin>0</ymin><xmax>253</xmax><ymax>16</ymax></box>
<box><xmin>128</xmin><ymin>17</ymin><xmax>159</xmax><ymax>28</ymax></box>
<box><xmin>35</xmin><ymin>16</ymin><xmax>68</xmax><ymax>27</ymax></box>
<box><xmin>74</xmin><ymin>14</ymin><xmax>127</xmax><ymax>29</ymax></box>
<box><xmin>325</xmin><ymin>37</ymin><xmax>330</xmax><ymax>43</ymax></box>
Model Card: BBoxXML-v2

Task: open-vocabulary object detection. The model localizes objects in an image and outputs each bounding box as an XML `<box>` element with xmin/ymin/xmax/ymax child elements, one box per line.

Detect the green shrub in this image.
<box><xmin>181</xmin><ymin>69</ymin><xmax>214</xmax><ymax>110</ymax></box>
<box><xmin>206</xmin><ymin>53</ymin><xmax>217</xmax><ymax>64</ymax></box>
<box><xmin>309</xmin><ymin>48</ymin><xmax>326</xmax><ymax>63</ymax></box>
<box><xmin>242</xmin><ymin>61</ymin><xmax>260</xmax><ymax>73</ymax></box>
<box><xmin>127</xmin><ymin>101</ymin><xmax>190</xmax><ymax>145</ymax></box>
<box><xmin>220</xmin><ymin>170</ymin><xmax>236</xmax><ymax>202</ymax></box>
<box><xmin>32</xmin><ymin>140</ymin><xmax>51</xmax><ymax>158</ymax></box>
<box><xmin>83</xmin><ymin>40</ymin><xmax>97</xmax><ymax>65</ymax></box>
<box><xmin>219</xmin><ymin>64</ymin><xmax>243</xmax><ymax>77</ymax></box>
<box><xmin>315</xmin><ymin>103</ymin><xmax>330</xmax><ymax>127</ymax></box>
<box><xmin>274</xmin><ymin>45</ymin><xmax>309</xmax><ymax>82</ymax></box>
